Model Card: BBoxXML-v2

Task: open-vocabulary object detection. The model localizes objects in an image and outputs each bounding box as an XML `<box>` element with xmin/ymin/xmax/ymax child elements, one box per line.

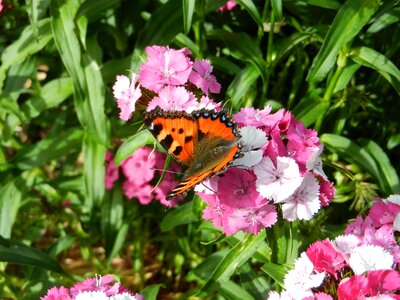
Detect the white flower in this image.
<box><xmin>111</xmin><ymin>293</ymin><xmax>140</xmax><ymax>300</ymax></box>
<box><xmin>333</xmin><ymin>234</ymin><xmax>360</xmax><ymax>260</ymax></box>
<box><xmin>281</xmin><ymin>174</ymin><xmax>320</xmax><ymax>221</ymax></box>
<box><xmin>284</xmin><ymin>253</ymin><xmax>325</xmax><ymax>300</ymax></box>
<box><xmin>233</xmin><ymin>126</ymin><xmax>268</xmax><ymax>168</ymax></box>
<box><xmin>112</xmin><ymin>72</ymin><xmax>142</xmax><ymax>121</ymax></box>
<box><xmin>75</xmin><ymin>291</ymin><xmax>109</xmax><ymax>300</ymax></box>
<box><xmin>268</xmin><ymin>290</ymin><xmax>293</xmax><ymax>300</ymax></box>
<box><xmin>306</xmin><ymin>145</ymin><xmax>327</xmax><ymax>180</ymax></box>
<box><xmin>254</xmin><ymin>156</ymin><xmax>303</xmax><ymax>203</ymax></box>
<box><xmin>383</xmin><ymin>194</ymin><xmax>400</xmax><ymax>205</ymax></box>
<box><xmin>348</xmin><ymin>245</ymin><xmax>394</xmax><ymax>275</ymax></box>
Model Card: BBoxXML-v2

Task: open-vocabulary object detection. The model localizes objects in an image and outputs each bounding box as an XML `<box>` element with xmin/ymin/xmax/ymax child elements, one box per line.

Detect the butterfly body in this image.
<box><xmin>143</xmin><ymin>106</ymin><xmax>242</xmax><ymax>199</ymax></box>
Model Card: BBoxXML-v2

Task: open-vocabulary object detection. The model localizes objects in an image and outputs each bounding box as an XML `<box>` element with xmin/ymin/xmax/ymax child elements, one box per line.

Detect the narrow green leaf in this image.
<box><xmin>235</xmin><ymin>0</ymin><xmax>263</xmax><ymax>27</ymax></box>
<box><xmin>388</xmin><ymin>133</ymin><xmax>400</xmax><ymax>150</ymax></box>
<box><xmin>307</xmin><ymin>0</ymin><xmax>341</xmax><ymax>10</ymax></box>
<box><xmin>102</xmin><ymin>187</ymin><xmax>124</xmax><ymax>257</ymax></box>
<box><xmin>274</xmin><ymin>32</ymin><xmax>314</xmax><ymax>66</ymax></box>
<box><xmin>307</xmin><ymin>0</ymin><xmax>380</xmax><ymax>83</ymax></box>
<box><xmin>21</xmin><ymin>77</ymin><xmax>74</xmax><ymax>120</ymax></box>
<box><xmin>261</xmin><ymin>262</ymin><xmax>289</xmax><ymax>288</ymax></box>
<box><xmin>349</xmin><ymin>46</ymin><xmax>400</xmax><ymax>95</ymax></box>
<box><xmin>367</xmin><ymin>6</ymin><xmax>400</xmax><ymax>33</ymax></box>
<box><xmin>141</xmin><ymin>284</ymin><xmax>163</xmax><ymax>300</ymax></box>
<box><xmin>271</xmin><ymin>0</ymin><xmax>283</xmax><ymax>21</ymax></box>
<box><xmin>160</xmin><ymin>202</ymin><xmax>196</xmax><ymax>232</ymax></box>
<box><xmin>106</xmin><ymin>224</ymin><xmax>129</xmax><ymax>263</ymax></box>
<box><xmin>333</xmin><ymin>62</ymin><xmax>360</xmax><ymax>93</ymax></box>
<box><xmin>76</xmin><ymin>0</ymin><xmax>120</xmax><ymax>22</ymax></box>
<box><xmin>0</xmin><ymin>18</ymin><xmax>52</xmax><ymax>91</ymax></box>
<box><xmin>201</xmin><ymin>231</ymin><xmax>266</xmax><ymax>292</ymax></box>
<box><xmin>292</xmin><ymin>93</ymin><xmax>329</xmax><ymax>127</ymax></box>
<box><xmin>137</xmin><ymin>0</ymin><xmax>183</xmax><ymax>47</ymax></box>
<box><xmin>115</xmin><ymin>129</ymin><xmax>154</xmax><ymax>166</ymax></box>
<box><xmin>219</xmin><ymin>280</ymin><xmax>255</xmax><ymax>300</ymax></box>
<box><xmin>0</xmin><ymin>179</ymin><xmax>25</xmax><ymax>238</ymax></box>
<box><xmin>0</xmin><ymin>236</ymin><xmax>63</xmax><ymax>274</ymax></box>
<box><xmin>82</xmin><ymin>54</ymin><xmax>108</xmax><ymax>145</ymax></box>
<box><xmin>227</xmin><ymin>65</ymin><xmax>260</xmax><ymax>109</ymax></box>
<box><xmin>238</xmin><ymin>263</ymin><xmax>269</xmax><ymax>299</ymax></box>
<box><xmin>182</xmin><ymin>0</ymin><xmax>195</xmax><ymax>34</ymax></box>
<box><xmin>83</xmin><ymin>134</ymin><xmax>106</xmax><ymax>210</ymax></box>
<box><xmin>12</xmin><ymin>128</ymin><xmax>83</xmax><ymax>170</ymax></box>
<box><xmin>359</xmin><ymin>139</ymin><xmax>400</xmax><ymax>194</ymax></box>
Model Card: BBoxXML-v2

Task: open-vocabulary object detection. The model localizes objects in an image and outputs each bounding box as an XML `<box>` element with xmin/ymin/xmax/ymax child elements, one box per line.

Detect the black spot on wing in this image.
<box><xmin>160</xmin><ymin>134</ymin><xmax>173</xmax><ymax>149</ymax></box>
<box><xmin>179</xmin><ymin>128</ymin><xmax>184</xmax><ymax>134</ymax></box>
<box><xmin>185</xmin><ymin>135</ymin><xmax>193</xmax><ymax>143</ymax></box>
<box><xmin>152</xmin><ymin>123</ymin><xmax>162</xmax><ymax>136</ymax></box>
<box><xmin>173</xmin><ymin>146</ymin><xmax>183</xmax><ymax>156</ymax></box>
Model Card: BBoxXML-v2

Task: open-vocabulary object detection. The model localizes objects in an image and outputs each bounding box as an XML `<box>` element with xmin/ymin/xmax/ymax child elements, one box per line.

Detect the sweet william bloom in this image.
<box><xmin>105</xmin><ymin>151</ymin><xmax>119</xmax><ymax>190</ymax></box>
<box><xmin>369</xmin><ymin>197</ymin><xmax>400</xmax><ymax>228</ymax></box>
<box><xmin>348</xmin><ymin>245</ymin><xmax>394</xmax><ymax>275</ymax></box>
<box><xmin>254</xmin><ymin>156</ymin><xmax>303</xmax><ymax>203</ymax></box>
<box><xmin>146</xmin><ymin>85</ymin><xmax>198</xmax><ymax>112</ymax></box>
<box><xmin>268</xmin><ymin>290</ymin><xmax>293</xmax><ymax>300</ymax></box>
<box><xmin>41</xmin><ymin>286</ymin><xmax>72</xmax><ymax>300</ymax></box>
<box><xmin>122</xmin><ymin>181</ymin><xmax>153</xmax><ymax>205</ymax></box>
<box><xmin>305</xmin><ymin>239</ymin><xmax>345</xmax><ymax>278</ymax></box>
<box><xmin>233</xmin><ymin>126</ymin><xmax>268</xmax><ymax>168</ymax></box>
<box><xmin>219</xmin><ymin>0</ymin><xmax>238</xmax><ymax>11</ymax></box>
<box><xmin>187</xmin><ymin>95</ymin><xmax>222</xmax><ymax>111</ymax></box>
<box><xmin>201</xmin><ymin>193</ymin><xmax>233</xmax><ymax>229</ymax></box>
<box><xmin>188</xmin><ymin>59</ymin><xmax>221</xmax><ymax>94</ymax></box>
<box><xmin>139</xmin><ymin>45</ymin><xmax>192</xmax><ymax>92</ymax></box>
<box><xmin>113</xmin><ymin>72</ymin><xmax>142</xmax><ymax>121</ymax></box>
<box><xmin>120</xmin><ymin>147</ymin><xmax>155</xmax><ymax>186</ymax></box>
<box><xmin>332</xmin><ymin>234</ymin><xmax>360</xmax><ymax>260</ymax></box>
<box><xmin>233</xmin><ymin>106</ymin><xmax>274</xmax><ymax>128</ymax></box>
<box><xmin>281</xmin><ymin>174</ymin><xmax>320</xmax><ymax>221</ymax></box>
<box><xmin>284</xmin><ymin>253</ymin><xmax>325</xmax><ymax>300</ymax></box>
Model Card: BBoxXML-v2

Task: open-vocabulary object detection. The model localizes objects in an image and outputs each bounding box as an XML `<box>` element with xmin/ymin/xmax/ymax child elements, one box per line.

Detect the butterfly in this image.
<box><xmin>143</xmin><ymin>106</ymin><xmax>242</xmax><ymax>199</ymax></box>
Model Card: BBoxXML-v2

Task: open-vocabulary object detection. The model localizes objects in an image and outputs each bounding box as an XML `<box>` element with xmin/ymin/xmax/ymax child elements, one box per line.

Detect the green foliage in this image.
<box><xmin>0</xmin><ymin>0</ymin><xmax>399</xmax><ymax>298</ymax></box>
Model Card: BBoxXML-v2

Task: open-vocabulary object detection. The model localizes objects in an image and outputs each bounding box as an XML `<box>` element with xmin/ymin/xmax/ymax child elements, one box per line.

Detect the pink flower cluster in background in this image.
<box><xmin>41</xmin><ymin>274</ymin><xmax>143</xmax><ymax>300</ymax></box>
<box><xmin>268</xmin><ymin>195</ymin><xmax>400</xmax><ymax>300</ymax></box>
<box><xmin>219</xmin><ymin>0</ymin><xmax>237</xmax><ymax>11</ymax></box>
<box><xmin>105</xmin><ymin>147</ymin><xmax>183</xmax><ymax>207</ymax></box>
<box><xmin>112</xmin><ymin>45</ymin><xmax>334</xmax><ymax>235</ymax></box>
<box><xmin>197</xmin><ymin>106</ymin><xmax>335</xmax><ymax>235</ymax></box>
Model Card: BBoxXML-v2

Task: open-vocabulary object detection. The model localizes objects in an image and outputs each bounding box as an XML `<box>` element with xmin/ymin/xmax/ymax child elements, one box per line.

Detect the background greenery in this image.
<box><xmin>0</xmin><ymin>0</ymin><xmax>399</xmax><ymax>299</ymax></box>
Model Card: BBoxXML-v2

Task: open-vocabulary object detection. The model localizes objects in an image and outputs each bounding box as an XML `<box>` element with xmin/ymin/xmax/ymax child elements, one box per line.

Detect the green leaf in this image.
<box><xmin>307</xmin><ymin>0</ymin><xmax>380</xmax><ymax>83</ymax></box>
<box><xmin>307</xmin><ymin>0</ymin><xmax>341</xmax><ymax>10</ymax></box>
<box><xmin>227</xmin><ymin>65</ymin><xmax>260</xmax><ymax>109</ymax></box>
<box><xmin>102</xmin><ymin>187</ymin><xmax>124</xmax><ymax>257</ymax></box>
<box><xmin>12</xmin><ymin>128</ymin><xmax>83</xmax><ymax>170</ymax></box>
<box><xmin>115</xmin><ymin>129</ymin><xmax>154</xmax><ymax>166</ymax></box>
<box><xmin>271</xmin><ymin>0</ymin><xmax>283</xmax><ymax>21</ymax></box>
<box><xmin>137</xmin><ymin>0</ymin><xmax>183</xmax><ymax>47</ymax></box>
<box><xmin>83</xmin><ymin>134</ymin><xmax>106</xmax><ymax>210</ymax></box>
<box><xmin>21</xmin><ymin>77</ymin><xmax>74</xmax><ymax>120</ymax></box>
<box><xmin>76</xmin><ymin>0</ymin><xmax>120</xmax><ymax>22</ymax></box>
<box><xmin>238</xmin><ymin>263</ymin><xmax>269</xmax><ymax>299</ymax></box>
<box><xmin>0</xmin><ymin>236</ymin><xmax>63</xmax><ymax>274</ymax></box>
<box><xmin>261</xmin><ymin>262</ymin><xmax>289</xmax><ymax>288</ymax></box>
<box><xmin>219</xmin><ymin>280</ymin><xmax>255</xmax><ymax>300</ymax></box>
<box><xmin>160</xmin><ymin>201</ymin><xmax>196</xmax><ymax>232</ymax></box>
<box><xmin>182</xmin><ymin>0</ymin><xmax>195</xmax><ymax>34</ymax></box>
<box><xmin>292</xmin><ymin>93</ymin><xmax>329</xmax><ymax>127</ymax></box>
<box><xmin>367</xmin><ymin>6</ymin><xmax>400</xmax><ymax>33</ymax></box>
<box><xmin>0</xmin><ymin>18</ymin><xmax>52</xmax><ymax>91</ymax></box>
<box><xmin>201</xmin><ymin>231</ymin><xmax>266</xmax><ymax>292</ymax></box>
<box><xmin>141</xmin><ymin>284</ymin><xmax>163</xmax><ymax>300</ymax></box>
<box><xmin>235</xmin><ymin>0</ymin><xmax>263</xmax><ymax>27</ymax></box>
<box><xmin>388</xmin><ymin>133</ymin><xmax>400</xmax><ymax>150</ymax></box>
<box><xmin>0</xmin><ymin>178</ymin><xmax>25</xmax><ymax>238</ymax></box>
<box><xmin>106</xmin><ymin>224</ymin><xmax>129</xmax><ymax>264</ymax></box>
<box><xmin>349</xmin><ymin>46</ymin><xmax>400</xmax><ymax>95</ymax></box>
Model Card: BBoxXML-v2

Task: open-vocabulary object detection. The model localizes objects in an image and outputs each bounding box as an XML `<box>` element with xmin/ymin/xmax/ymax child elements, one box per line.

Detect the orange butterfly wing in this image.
<box><xmin>144</xmin><ymin>107</ymin><xmax>242</xmax><ymax>199</ymax></box>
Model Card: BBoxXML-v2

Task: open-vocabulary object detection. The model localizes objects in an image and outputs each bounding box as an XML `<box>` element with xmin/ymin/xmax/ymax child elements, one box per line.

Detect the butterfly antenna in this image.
<box><xmin>200</xmin><ymin>182</ymin><xmax>216</xmax><ymax>194</ymax></box>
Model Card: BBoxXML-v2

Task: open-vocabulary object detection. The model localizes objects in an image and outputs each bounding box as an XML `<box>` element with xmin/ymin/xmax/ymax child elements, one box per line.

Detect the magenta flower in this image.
<box><xmin>41</xmin><ymin>286</ymin><xmax>72</xmax><ymax>300</ymax></box>
<box><xmin>70</xmin><ymin>274</ymin><xmax>123</xmax><ymax>297</ymax></box>
<box><xmin>233</xmin><ymin>106</ymin><xmax>273</xmax><ymax>128</ymax></box>
<box><xmin>113</xmin><ymin>72</ymin><xmax>142</xmax><ymax>121</ymax></box>
<box><xmin>139</xmin><ymin>45</ymin><xmax>192</xmax><ymax>93</ymax></box>
<box><xmin>188</xmin><ymin>59</ymin><xmax>221</xmax><ymax>94</ymax></box>
<box><xmin>306</xmin><ymin>239</ymin><xmax>345</xmax><ymax>278</ymax></box>
<box><xmin>120</xmin><ymin>147</ymin><xmax>156</xmax><ymax>186</ymax></box>
<box><xmin>201</xmin><ymin>193</ymin><xmax>233</xmax><ymax>229</ymax></box>
<box><xmin>122</xmin><ymin>181</ymin><xmax>154</xmax><ymax>205</ymax></box>
<box><xmin>219</xmin><ymin>0</ymin><xmax>238</xmax><ymax>11</ymax></box>
<box><xmin>146</xmin><ymin>85</ymin><xmax>198</xmax><ymax>112</ymax></box>
<box><xmin>105</xmin><ymin>151</ymin><xmax>119</xmax><ymax>190</ymax></box>
<box><xmin>368</xmin><ymin>196</ymin><xmax>400</xmax><ymax>228</ymax></box>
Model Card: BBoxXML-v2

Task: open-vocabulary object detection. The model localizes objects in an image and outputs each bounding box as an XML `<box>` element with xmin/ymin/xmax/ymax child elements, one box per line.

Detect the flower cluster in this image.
<box><xmin>41</xmin><ymin>274</ymin><xmax>143</xmax><ymax>300</ymax></box>
<box><xmin>219</xmin><ymin>0</ymin><xmax>238</xmax><ymax>11</ymax></box>
<box><xmin>112</xmin><ymin>45</ymin><xmax>334</xmax><ymax>235</ymax></box>
<box><xmin>269</xmin><ymin>195</ymin><xmax>400</xmax><ymax>300</ymax></box>
<box><xmin>105</xmin><ymin>147</ymin><xmax>183</xmax><ymax>207</ymax></box>
<box><xmin>197</xmin><ymin>106</ymin><xmax>335</xmax><ymax>235</ymax></box>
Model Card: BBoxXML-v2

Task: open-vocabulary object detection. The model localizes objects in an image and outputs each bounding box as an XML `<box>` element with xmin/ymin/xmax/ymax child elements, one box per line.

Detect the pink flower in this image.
<box><xmin>188</xmin><ymin>59</ymin><xmax>221</xmax><ymax>94</ymax></box>
<box><xmin>201</xmin><ymin>193</ymin><xmax>232</xmax><ymax>229</ymax></box>
<box><xmin>146</xmin><ymin>85</ymin><xmax>198</xmax><ymax>112</ymax></box>
<box><xmin>122</xmin><ymin>181</ymin><xmax>154</xmax><ymax>205</ymax></box>
<box><xmin>369</xmin><ymin>198</ymin><xmax>400</xmax><ymax>228</ymax></box>
<box><xmin>139</xmin><ymin>45</ymin><xmax>192</xmax><ymax>93</ymax></box>
<box><xmin>233</xmin><ymin>107</ymin><xmax>273</xmax><ymax>128</ymax></box>
<box><xmin>254</xmin><ymin>156</ymin><xmax>303</xmax><ymax>203</ymax></box>
<box><xmin>306</xmin><ymin>239</ymin><xmax>345</xmax><ymax>278</ymax></box>
<box><xmin>218</xmin><ymin>168</ymin><xmax>266</xmax><ymax>209</ymax></box>
<box><xmin>225</xmin><ymin>204</ymin><xmax>277</xmax><ymax>235</ymax></box>
<box><xmin>189</xmin><ymin>95</ymin><xmax>222</xmax><ymax>111</ymax></box>
<box><xmin>219</xmin><ymin>0</ymin><xmax>238</xmax><ymax>11</ymax></box>
<box><xmin>318</xmin><ymin>177</ymin><xmax>335</xmax><ymax>207</ymax></box>
<box><xmin>70</xmin><ymin>275</ymin><xmax>123</xmax><ymax>297</ymax></box>
<box><xmin>113</xmin><ymin>72</ymin><xmax>142</xmax><ymax>121</ymax></box>
<box><xmin>41</xmin><ymin>286</ymin><xmax>71</xmax><ymax>300</ymax></box>
<box><xmin>120</xmin><ymin>147</ymin><xmax>155</xmax><ymax>186</ymax></box>
<box><xmin>105</xmin><ymin>151</ymin><xmax>119</xmax><ymax>190</ymax></box>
